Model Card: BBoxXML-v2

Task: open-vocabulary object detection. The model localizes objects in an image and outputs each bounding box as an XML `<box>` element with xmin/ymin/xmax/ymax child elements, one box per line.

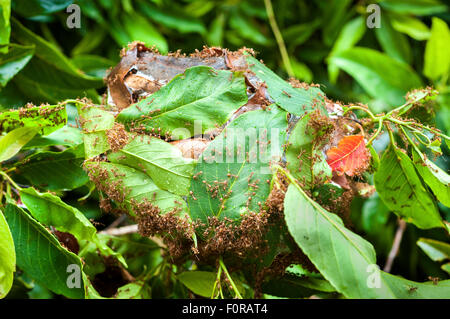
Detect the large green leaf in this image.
<box><xmin>177</xmin><ymin>271</ymin><xmax>216</xmax><ymax>298</ymax></box>
<box><xmin>12</xmin><ymin>0</ymin><xmax>73</xmax><ymax>17</ymax></box>
<box><xmin>16</xmin><ymin>143</ymin><xmax>88</xmax><ymax>191</ymax></box>
<box><xmin>19</xmin><ymin>187</ymin><xmax>126</xmax><ymax>266</ymax></box>
<box><xmin>0</xmin><ymin>103</ymin><xmax>67</xmax><ymax>135</ymax></box>
<box><xmin>121</xmin><ymin>13</ymin><xmax>168</xmax><ymax>54</ymax></box>
<box><xmin>380</xmin><ymin>0</ymin><xmax>448</xmax><ymax>15</ymax></box>
<box><xmin>330</xmin><ymin>47</ymin><xmax>422</xmax><ymax>106</ymax></box>
<box><xmin>412</xmin><ymin>148</ymin><xmax>450</xmax><ymax>207</ymax></box>
<box><xmin>114</xmin><ymin>281</ymin><xmax>151</xmax><ymax>299</ymax></box>
<box><xmin>0</xmin><ymin>126</ymin><xmax>37</xmax><ymax>162</ymax></box>
<box><xmin>77</xmin><ymin>105</ymin><xmax>114</xmax><ymax>159</ymax></box>
<box><xmin>20</xmin><ymin>187</ymin><xmax>96</xmax><ymax>242</ymax></box>
<box><xmin>390</xmin><ymin>14</ymin><xmax>431</xmax><ymax>40</ymax></box>
<box><xmin>0</xmin><ymin>209</ymin><xmax>15</xmax><ymax>298</ymax></box>
<box><xmin>374</xmin><ymin>145</ymin><xmax>444</xmax><ymax>229</ymax></box>
<box><xmin>0</xmin><ymin>44</ymin><xmax>34</xmax><ymax>87</ymax></box>
<box><xmin>423</xmin><ymin>17</ymin><xmax>450</xmax><ymax>81</ymax></box>
<box><xmin>108</xmin><ymin>135</ymin><xmax>195</xmax><ymax>196</ymax></box>
<box><xmin>24</xmin><ymin>125</ymin><xmax>82</xmax><ymax>149</ymax></box>
<box><xmin>10</xmin><ymin>18</ymin><xmax>102</xmax><ymax>87</ymax></box>
<box><xmin>139</xmin><ymin>2</ymin><xmax>206</xmax><ymax>35</ymax></box>
<box><xmin>417</xmin><ymin>238</ymin><xmax>450</xmax><ymax>262</ymax></box>
<box><xmin>245</xmin><ymin>55</ymin><xmax>327</xmax><ymax>116</ymax></box>
<box><xmin>0</xmin><ymin>0</ymin><xmax>10</xmax><ymax>54</ymax></box>
<box><xmin>283</xmin><ymin>179</ymin><xmax>450</xmax><ymax>298</ymax></box>
<box><xmin>188</xmin><ymin>107</ymin><xmax>287</xmax><ymax>224</ymax></box>
<box><xmin>328</xmin><ymin>16</ymin><xmax>366</xmax><ymax>83</ymax></box>
<box><xmin>375</xmin><ymin>13</ymin><xmax>411</xmax><ymax>64</ymax></box>
<box><xmin>117</xmin><ymin>66</ymin><xmax>248</xmax><ymax>140</ymax></box>
<box><xmin>285</xmin><ymin>112</ymin><xmax>331</xmax><ymax>189</ymax></box>
<box><xmin>84</xmin><ymin>161</ymin><xmax>187</xmax><ymax>216</ymax></box>
<box><xmin>10</xmin><ymin>18</ymin><xmax>101</xmax><ymax>103</ymax></box>
<box><xmin>4</xmin><ymin>203</ymin><xmax>85</xmax><ymax>299</ymax></box>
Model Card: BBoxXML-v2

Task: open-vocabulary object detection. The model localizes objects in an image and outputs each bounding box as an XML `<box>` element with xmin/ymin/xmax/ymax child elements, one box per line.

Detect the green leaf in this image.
<box><xmin>121</xmin><ymin>13</ymin><xmax>168</xmax><ymax>54</ymax></box>
<box><xmin>114</xmin><ymin>281</ymin><xmax>151</xmax><ymax>299</ymax></box>
<box><xmin>19</xmin><ymin>187</ymin><xmax>127</xmax><ymax>267</ymax></box>
<box><xmin>206</xmin><ymin>13</ymin><xmax>225</xmax><ymax>47</ymax></box>
<box><xmin>286</xmin><ymin>112</ymin><xmax>331</xmax><ymax>189</ymax></box>
<box><xmin>330</xmin><ymin>47</ymin><xmax>422</xmax><ymax>106</ymax></box>
<box><xmin>24</xmin><ymin>125</ymin><xmax>82</xmax><ymax>149</ymax></box>
<box><xmin>245</xmin><ymin>55</ymin><xmax>327</xmax><ymax>116</ymax></box>
<box><xmin>375</xmin><ymin>13</ymin><xmax>411</xmax><ymax>64</ymax></box>
<box><xmin>328</xmin><ymin>16</ymin><xmax>366</xmax><ymax>83</ymax></box>
<box><xmin>0</xmin><ymin>103</ymin><xmax>67</xmax><ymax>135</ymax></box>
<box><xmin>412</xmin><ymin>148</ymin><xmax>450</xmax><ymax>207</ymax></box>
<box><xmin>374</xmin><ymin>145</ymin><xmax>444</xmax><ymax>229</ymax></box>
<box><xmin>380</xmin><ymin>0</ymin><xmax>447</xmax><ymax>15</ymax></box>
<box><xmin>20</xmin><ymin>187</ymin><xmax>96</xmax><ymax>242</ymax></box>
<box><xmin>4</xmin><ymin>203</ymin><xmax>85</xmax><ymax>299</ymax></box>
<box><xmin>290</xmin><ymin>58</ymin><xmax>313</xmax><ymax>83</ymax></box>
<box><xmin>16</xmin><ymin>143</ymin><xmax>88</xmax><ymax>191</ymax></box>
<box><xmin>12</xmin><ymin>0</ymin><xmax>73</xmax><ymax>17</ymax></box>
<box><xmin>0</xmin><ymin>0</ymin><xmax>11</xmax><ymax>54</ymax></box>
<box><xmin>77</xmin><ymin>105</ymin><xmax>114</xmax><ymax>159</ymax></box>
<box><xmin>117</xmin><ymin>66</ymin><xmax>248</xmax><ymax>140</ymax></box>
<box><xmin>72</xmin><ymin>54</ymin><xmax>115</xmax><ymax>79</ymax></box>
<box><xmin>423</xmin><ymin>17</ymin><xmax>450</xmax><ymax>81</ymax></box>
<box><xmin>84</xmin><ymin>161</ymin><xmax>187</xmax><ymax>216</ymax></box>
<box><xmin>283</xmin><ymin>179</ymin><xmax>450</xmax><ymax>298</ymax></box>
<box><xmin>390</xmin><ymin>14</ymin><xmax>431</xmax><ymax>40</ymax></box>
<box><xmin>177</xmin><ymin>271</ymin><xmax>216</xmax><ymax>298</ymax></box>
<box><xmin>417</xmin><ymin>238</ymin><xmax>450</xmax><ymax>262</ymax></box>
<box><xmin>188</xmin><ymin>108</ymin><xmax>287</xmax><ymax>224</ymax></box>
<box><xmin>321</xmin><ymin>0</ymin><xmax>353</xmax><ymax>46</ymax></box>
<box><xmin>11</xmin><ymin>18</ymin><xmax>103</xmax><ymax>88</ymax></box>
<box><xmin>442</xmin><ymin>263</ymin><xmax>450</xmax><ymax>275</ymax></box>
<box><xmin>108</xmin><ymin>135</ymin><xmax>194</xmax><ymax>196</ymax></box>
<box><xmin>0</xmin><ymin>209</ymin><xmax>15</xmax><ymax>298</ymax></box>
<box><xmin>0</xmin><ymin>44</ymin><xmax>34</xmax><ymax>87</ymax></box>
<box><xmin>229</xmin><ymin>12</ymin><xmax>270</xmax><ymax>46</ymax></box>
<box><xmin>0</xmin><ymin>126</ymin><xmax>37</xmax><ymax>162</ymax></box>
<box><xmin>140</xmin><ymin>3</ymin><xmax>206</xmax><ymax>35</ymax></box>
<box><xmin>98</xmin><ymin>233</ymin><xmax>162</xmax><ymax>277</ymax></box>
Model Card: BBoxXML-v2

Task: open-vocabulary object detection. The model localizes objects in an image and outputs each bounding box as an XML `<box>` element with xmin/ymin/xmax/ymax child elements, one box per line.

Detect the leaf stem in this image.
<box><xmin>0</xmin><ymin>171</ymin><xmax>21</xmax><ymax>191</ymax></box>
<box><xmin>367</xmin><ymin>118</ymin><xmax>383</xmax><ymax>147</ymax></box>
<box><xmin>264</xmin><ymin>0</ymin><xmax>294</xmax><ymax>78</ymax></box>
<box><xmin>218</xmin><ymin>257</ymin><xmax>242</xmax><ymax>299</ymax></box>
<box><xmin>344</xmin><ymin>105</ymin><xmax>376</xmax><ymax>121</ymax></box>
<box><xmin>211</xmin><ymin>265</ymin><xmax>222</xmax><ymax>299</ymax></box>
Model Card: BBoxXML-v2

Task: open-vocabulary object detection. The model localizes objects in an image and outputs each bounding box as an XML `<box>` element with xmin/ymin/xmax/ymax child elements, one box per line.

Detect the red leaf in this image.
<box><xmin>326</xmin><ymin>135</ymin><xmax>369</xmax><ymax>176</ymax></box>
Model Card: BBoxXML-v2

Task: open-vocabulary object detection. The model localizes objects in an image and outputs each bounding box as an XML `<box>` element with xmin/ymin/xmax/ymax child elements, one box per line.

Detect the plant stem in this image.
<box><xmin>264</xmin><ymin>0</ymin><xmax>294</xmax><ymax>78</ymax></box>
<box><xmin>211</xmin><ymin>265</ymin><xmax>222</xmax><ymax>299</ymax></box>
<box><xmin>0</xmin><ymin>171</ymin><xmax>21</xmax><ymax>191</ymax></box>
<box><xmin>219</xmin><ymin>257</ymin><xmax>243</xmax><ymax>299</ymax></box>
<box><xmin>344</xmin><ymin>105</ymin><xmax>376</xmax><ymax>120</ymax></box>
<box><xmin>384</xmin><ymin>219</ymin><xmax>407</xmax><ymax>273</ymax></box>
<box><xmin>367</xmin><ymin>118</ymin><xmax>384</xmax><ymax>147</ymax></box>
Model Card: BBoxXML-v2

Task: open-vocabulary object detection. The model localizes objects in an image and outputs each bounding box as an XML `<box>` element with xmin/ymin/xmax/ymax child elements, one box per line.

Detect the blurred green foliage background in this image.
<box><xmin>1</xmin><ymin>0</ymin><xmax>450</xmax><ymax>283</ymax></box>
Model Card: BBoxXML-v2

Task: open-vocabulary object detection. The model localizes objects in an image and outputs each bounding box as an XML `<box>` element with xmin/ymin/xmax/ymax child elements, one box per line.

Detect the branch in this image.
<box><xmin>383</xmin><ymin>219</ymin><xmax>407</xmax><ymax>273</ymax></box>
<box><xmin>99</xmin><ymin>224</ymin><xmax>138</xmax><ymax>236</ymax></box>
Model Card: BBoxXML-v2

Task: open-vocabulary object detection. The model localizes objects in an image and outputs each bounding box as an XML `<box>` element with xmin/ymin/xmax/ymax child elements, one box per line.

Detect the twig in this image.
<box><xmin>98</xmin><ymin>224</ymin><xmax>167</xmax><ymax>249</ymax></box>
<box><xmin>103</xmin><ymin>214</ymin><xmax>127</xmax><ymax>231</ymax></box>
<box><xmin>264</xmin><ymin>0</ymin><xmax>294</xmax><ymax>78</ymax></box>
<box><xmin>99</xmin><ymin>224</ymin><xmax>138</xmax><ymax>236</ymax></box>
<box><xmin>384</xmin><ymin>219</ymin><xmax>407</xmax><ymax>273</ymax></box>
